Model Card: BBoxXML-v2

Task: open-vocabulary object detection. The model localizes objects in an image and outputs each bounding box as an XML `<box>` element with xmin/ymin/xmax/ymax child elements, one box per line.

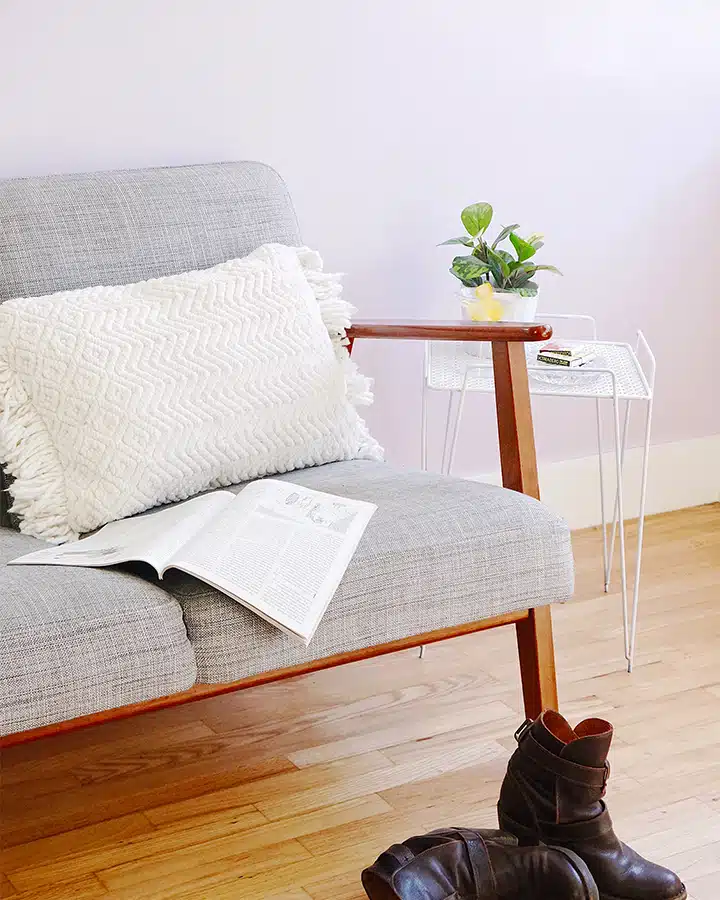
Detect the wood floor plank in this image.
<box><xmin>0</xmin><ymin>706</ymin><xmax>212</xmax><ymax>769</ymax></box>
<box><xmin>9</xmin><ymin>796</ymin><xmax>390</xmax><ymax>896</ymax></box>
<box><xmin>287</xmin><ymin>697</ymin><xmax>514</xmax><ymax>768</ymax></box>
<box><xmin>612</xmin><ymin>797</ymin><xmax>720</xmax><ymax>853</ymax></box>
<box><xmin>97</xmin><ymin>837</ymin><xmax>311</xmax><ymax>895</ymax></box>
<box><xmin>198</xmin><ymin>652</ymin><xmax>507</xmax><ymax>735</ymax></box>
<box><xmin>660</xmin><ymin>841</ymin><xmax>720</xmax><ymax>883</ymax></box>
<box><xmin>143</xmin><ymin>750</ymin><xmax>386</xmax><ymax>827</ymax></box>
<box><xmin>1</xmin><ymin>754</ymin><xmax>295</xmax><ymax>848</ymax></box>
<box><xmin>1</xmin><ymin>503</ymin><xmax>718</xmax><ymax>899</ymax></box>
<box><xmin>687</xmin><ymin>869</ymin><xmax>720</xmax><ymax>900</ymax></box>
<box><xmin>6</xmin><ymin>805</ymin><xmax>267</xmax><ymax>894</ymax></box>
<box><xmin>0</xmin><ymin>813</ymin><xmax>154</xmax><ymax>876</ymax></box>
<box><xmin>257</xmin><ymin>738</ymin><xmax>502</xmax><ymax>821</ymax></box>
<box><xmin>176</xmin><ymin>832</ymin><xmax>401</xmax><ymax>900</ymax></box>
<box><xmin>2</xmin><ymin>723</ymin><xmax>215</xmax><ymax>786</ymax></box>
<box><xmin>9</xmin><ymin>874</ymin><xmax>107</xmax><ymax>900</ymax></box>
<box><xmin>0</xmin><ymin>771</ymin><xmax>84</xmax><ymax>806</ymax></box>
<box><xmin>304</xmin><ymin>869</ymin><xmax>366</xmax><ymax>900</ymax></box>
<box><xmin>377</xmin><ymin>754</ymin><xmax>509</xmax><ymax>814</ymax></box>
<box><xmin>201</xmin><ymin>671</ymin><xmax>512</xmax><ymax>772</ymax></box>
<box><xmin>297</xmin><ymin>807</ymin><xmax>433</xmax><ymax>858</ymax></box>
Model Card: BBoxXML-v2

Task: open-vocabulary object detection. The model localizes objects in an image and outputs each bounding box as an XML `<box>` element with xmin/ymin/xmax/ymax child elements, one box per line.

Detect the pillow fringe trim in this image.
<box><xmin>299</xmin><ymin>263</ymin><xmax>383</xmax><ymax>463</ymax></box>
<box><xmin>0</xmin><ymin>365</ymin><xmax>77</xmax><ymax>543</ymax></box>
<box><xmin>301</xmin><ymin>265</ymin><xmax>375</xmax><ymax>407</ymax></box>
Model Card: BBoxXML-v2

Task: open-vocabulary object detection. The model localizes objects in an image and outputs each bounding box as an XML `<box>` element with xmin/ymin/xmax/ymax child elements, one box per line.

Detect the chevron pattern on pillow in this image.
<box><xmin>0</xmin><ymin>245</ymin><xmax>381</xmax><ymax>543</ymax></box>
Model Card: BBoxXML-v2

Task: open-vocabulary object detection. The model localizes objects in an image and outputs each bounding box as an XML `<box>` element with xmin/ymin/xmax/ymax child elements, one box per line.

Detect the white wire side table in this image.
<box><xmin>421</xmin><ymin>314</ymin><xmax>656</xmax><ymax>671</ymax></box>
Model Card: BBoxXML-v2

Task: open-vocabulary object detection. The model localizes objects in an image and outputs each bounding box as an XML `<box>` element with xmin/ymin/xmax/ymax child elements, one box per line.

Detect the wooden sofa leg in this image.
<box><xmin>491</xmin><ymin>343</ymin><xmax>560</xmax><ymax>717</ymax></box>
<box><xmin>516</xmin><ymin>606</ymin><xmax>558</xmax><ymax>718</ymax></box>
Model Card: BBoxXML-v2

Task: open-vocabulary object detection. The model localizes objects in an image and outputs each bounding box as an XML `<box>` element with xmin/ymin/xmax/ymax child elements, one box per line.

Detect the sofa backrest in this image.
<box><xmin>0</xmin><ymin>160</ymin><xmax>302</xmax><ymax>527</ymax></box>
<box><xmin>0</xmin><ymin>161</ymin><xmax>301</xmax><ymax>302</ymax></box>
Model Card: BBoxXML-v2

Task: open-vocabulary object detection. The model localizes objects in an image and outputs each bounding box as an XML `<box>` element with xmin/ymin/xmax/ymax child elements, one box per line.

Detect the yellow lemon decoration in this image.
<box><xmin>465</xmin><ymin>283</ymin><xmax>504</xmax><ymax>322</ymax></box>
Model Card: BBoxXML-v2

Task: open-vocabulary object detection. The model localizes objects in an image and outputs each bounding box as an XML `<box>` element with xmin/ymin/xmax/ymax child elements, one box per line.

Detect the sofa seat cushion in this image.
<box><xmin>163</xmin><ymin>460</ymin><xmax>574</xmax><ymax>683</ymax></box>
<box><xmin>0</xmin><ymin>531</ymin><xmax>197</xmax><ymax>736</ymax></box>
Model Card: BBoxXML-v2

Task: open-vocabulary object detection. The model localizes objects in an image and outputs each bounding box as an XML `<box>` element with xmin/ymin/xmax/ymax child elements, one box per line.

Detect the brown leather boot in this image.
<box><xmin>362</xmin><ymin>827</ymin><xmax>599</xmax><ymax>899</ymax></box>
<box><xmin>497</xmin><ymin>711</ymin><xmax>686</xmax><ymax>900</ymax></box>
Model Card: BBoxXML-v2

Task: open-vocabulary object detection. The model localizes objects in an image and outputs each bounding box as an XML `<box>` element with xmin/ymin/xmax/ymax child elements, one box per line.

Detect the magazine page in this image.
<box><xmin>9</xmin><ymin>491</ymin><xmax>235</xmax><ymax>573</ymax></box>
<box><xmin>169</xmin><ymin>480</ymin><xmax>377</xmax><ymax>643</ymax></box>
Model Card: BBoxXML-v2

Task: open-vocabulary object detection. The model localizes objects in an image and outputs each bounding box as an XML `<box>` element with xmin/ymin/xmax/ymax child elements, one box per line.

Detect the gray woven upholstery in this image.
<box><xmin>0</xmin><ymin>530</ymin><xmax>197</xmax><ymax>735</ymax></box>
<box><xmin>162</xmin><ymin>461</ymin><xmax>574</xmax><ymax>683</ymax></box>
<box><xmin>0</xmin><ymin>161</ymin><xmax>301</xmax><ymax>302</ymax></box>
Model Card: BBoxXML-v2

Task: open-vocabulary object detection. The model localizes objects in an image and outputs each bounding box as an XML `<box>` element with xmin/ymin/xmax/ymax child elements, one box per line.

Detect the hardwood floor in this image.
<box><xmin>1</xmin><ymin>503</ymin><xmax>718</xmax><ymax>899</ymax></box>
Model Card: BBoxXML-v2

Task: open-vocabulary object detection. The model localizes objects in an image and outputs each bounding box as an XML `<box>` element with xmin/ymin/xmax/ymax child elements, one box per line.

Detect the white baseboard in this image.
<box><xmin>470</xmin><ymin>434</ymin><xmax>720</xmax><ymax>530</ymax></box>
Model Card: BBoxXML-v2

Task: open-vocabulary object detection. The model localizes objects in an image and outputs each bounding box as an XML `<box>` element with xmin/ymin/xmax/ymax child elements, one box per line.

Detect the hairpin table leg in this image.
<box><xmin>606</xmin><ymin>398</ymin><xmax>632</xmax><ymax>591</ymax></box>
<box><xmin>628</xmin><ymin>396</ymin><xmax>653</xmax><ymax>672</ymax></box>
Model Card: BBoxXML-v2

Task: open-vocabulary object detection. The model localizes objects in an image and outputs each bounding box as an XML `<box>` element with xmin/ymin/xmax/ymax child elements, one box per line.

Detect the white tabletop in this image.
<box><xmin>425</xmin><ymin>339</ymin><xmax>652</xmax><ymax>400</ymax></box>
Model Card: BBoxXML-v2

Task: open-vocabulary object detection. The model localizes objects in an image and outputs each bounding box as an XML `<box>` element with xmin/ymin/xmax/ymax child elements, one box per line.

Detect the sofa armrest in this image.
<box><xmin>346</xmin><ymin>318</ymin><xmax>551</xmax><ymax>346</ymax></box>
<box><xmin>346</xmin><ymin>319</ymin><xmax>544</xmax><ymax>500</ymax></box>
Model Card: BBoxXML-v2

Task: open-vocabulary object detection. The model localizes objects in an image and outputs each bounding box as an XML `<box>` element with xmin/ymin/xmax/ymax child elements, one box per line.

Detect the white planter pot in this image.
<box><xmin>458</xmin><ymin>287</ymin><xmax>539</xmax><ymax>357</ymax></box>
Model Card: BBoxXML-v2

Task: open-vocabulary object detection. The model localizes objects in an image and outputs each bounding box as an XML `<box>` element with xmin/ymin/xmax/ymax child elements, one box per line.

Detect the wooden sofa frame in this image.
<box><xmin>1</xmin><ymin>319</ymin><xmax>557</xmax><ymax>749</ymax></box>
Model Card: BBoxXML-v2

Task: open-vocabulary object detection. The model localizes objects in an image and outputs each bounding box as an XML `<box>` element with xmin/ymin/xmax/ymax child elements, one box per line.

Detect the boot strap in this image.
<box><xmin>517</xmin><ymin>728</ymin><xmax>609</xmax><ymax>790</ymax></box>
<box><xmin>454</xmin><ymin>828</ymin><xmax>497</xmax><ymax>898</ymax></box>
<box><xmin>541</xmin><ymin>805</ymin><xmax>615</xmax><ymax>843</ymax></box>
<box><xmin>385</xmin><ymin>843</ymin><xmax>416</xmax><ymax>866</ymax></box>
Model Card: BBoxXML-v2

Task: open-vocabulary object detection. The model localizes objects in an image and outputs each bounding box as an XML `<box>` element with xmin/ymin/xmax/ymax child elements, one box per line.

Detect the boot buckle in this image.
<box><xmin>601</xmin><ymin>761</ymin><xmax>610</xmax><ymax>795</ymax></box>
<box><xmin>514</xmin><ymin>719</ymin><xmax>533</xmax><ymax>744</ymax></box>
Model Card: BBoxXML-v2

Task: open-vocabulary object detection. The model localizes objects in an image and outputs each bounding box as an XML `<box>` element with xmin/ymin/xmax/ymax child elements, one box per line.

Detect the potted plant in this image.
<box><xmin>441</xmin><ymin>203</ymin><xmax>561</xmax><ymax>329</ymax></box>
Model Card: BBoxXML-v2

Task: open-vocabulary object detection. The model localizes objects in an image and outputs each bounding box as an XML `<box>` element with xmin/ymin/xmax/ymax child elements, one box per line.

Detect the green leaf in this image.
<box><xmin>526</xmin><ymin>232</ymin><xmax>544</xmax><ymax>249</ymax></box>
<box><xmin>461</xmin><ymin>202</ymin><xmax>493</xmax><ymax>237</ymax></box>
<box><xmin>491</xmin><ymin>223</ymin><xmax>520</xmax><ymax>249</ymax></box>
<box><xmin>515</xmin><ymin>281</ymin><xmax>539</xmax><ymax>297</ymax></box>
<box><xmin>509</xmin><ymin>266</ymin><xmax>534</xmax><ymax>287</ymax></box>
<box><xmin>497</xmin><ymin>249</ymin><xmax>514</xmax><ymax>267</ymax></box>
<box><xmin>508</xmin><ymin>263</ymin><xmax>562</xmax><ymax>286</ymax></box>
<box><xmin>450</xmin><ymin>255</ymin><xmax>491</xmax><ymax>285</ymax></box>
<box><xmin>486</xmin><ymin>246</ymin><xmax>510</xmax><ymax>280</ymax></box>
<box><xmin>439</xmin><ymin>236</ymin><xmax>473</xmax><ymax>247</ymax></box>
<box><xmin>486</xmin><ymin>262</ymin><xmax>507</xmax><ymax>290</ymax></box>
<box><xmin>471</xmin><ymin>242</ymin><xmax>489</xmax><ymax>263</ymax></box>
<box><xmin>509</xmin><ymin>233</ymin><xmax>537</xmax><ymax>262</ymax></box>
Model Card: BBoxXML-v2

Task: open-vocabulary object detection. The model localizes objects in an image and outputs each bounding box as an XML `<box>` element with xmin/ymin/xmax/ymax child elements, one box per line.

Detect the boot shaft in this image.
<box><xmin>500</xmin><ymin>712</ymin><xmax>611</xmax><ymax>827</ymax></box>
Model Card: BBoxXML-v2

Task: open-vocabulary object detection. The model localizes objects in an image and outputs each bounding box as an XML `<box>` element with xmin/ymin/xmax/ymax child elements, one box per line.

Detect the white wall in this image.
<box><xmin>1</xmin><ymin>0</ymin><xmax>719</xmax><ymax>479</ymax></box>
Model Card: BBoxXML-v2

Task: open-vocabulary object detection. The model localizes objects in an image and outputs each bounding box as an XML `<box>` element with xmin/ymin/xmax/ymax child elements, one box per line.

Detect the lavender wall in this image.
<box><xmin>1</xmin><ymin>1</ymin><xmax>718</xmax><ymax>473</ymax></box>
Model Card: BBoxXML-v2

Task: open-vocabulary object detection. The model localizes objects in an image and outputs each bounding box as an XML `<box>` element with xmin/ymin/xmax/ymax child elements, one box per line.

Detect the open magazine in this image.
<box><xmin>10</xmin><ymin>480</ymin><xmax>377</xmax><ymax>645</ymax></box>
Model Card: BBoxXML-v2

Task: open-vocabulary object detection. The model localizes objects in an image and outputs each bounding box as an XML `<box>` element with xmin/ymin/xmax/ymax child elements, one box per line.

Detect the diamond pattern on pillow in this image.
<box><xmin>0</xmin><ymin>246</ymin><xmax>381</xmax><ymax>542</ymax></box>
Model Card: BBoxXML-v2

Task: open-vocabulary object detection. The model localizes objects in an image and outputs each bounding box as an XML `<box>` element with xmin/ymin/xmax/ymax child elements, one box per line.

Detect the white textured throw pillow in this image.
<box><xmin>0</xmin><ymin>244</ymin><xmax>382</xmax><ymax>543</ymax></box>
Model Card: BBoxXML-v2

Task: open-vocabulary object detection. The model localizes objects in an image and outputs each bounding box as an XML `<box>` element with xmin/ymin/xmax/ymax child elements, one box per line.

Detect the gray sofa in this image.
<box><xmin>0</xmin><ymin>162</ymin><xmax>574</xmax><ymax>740</ymax></box>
